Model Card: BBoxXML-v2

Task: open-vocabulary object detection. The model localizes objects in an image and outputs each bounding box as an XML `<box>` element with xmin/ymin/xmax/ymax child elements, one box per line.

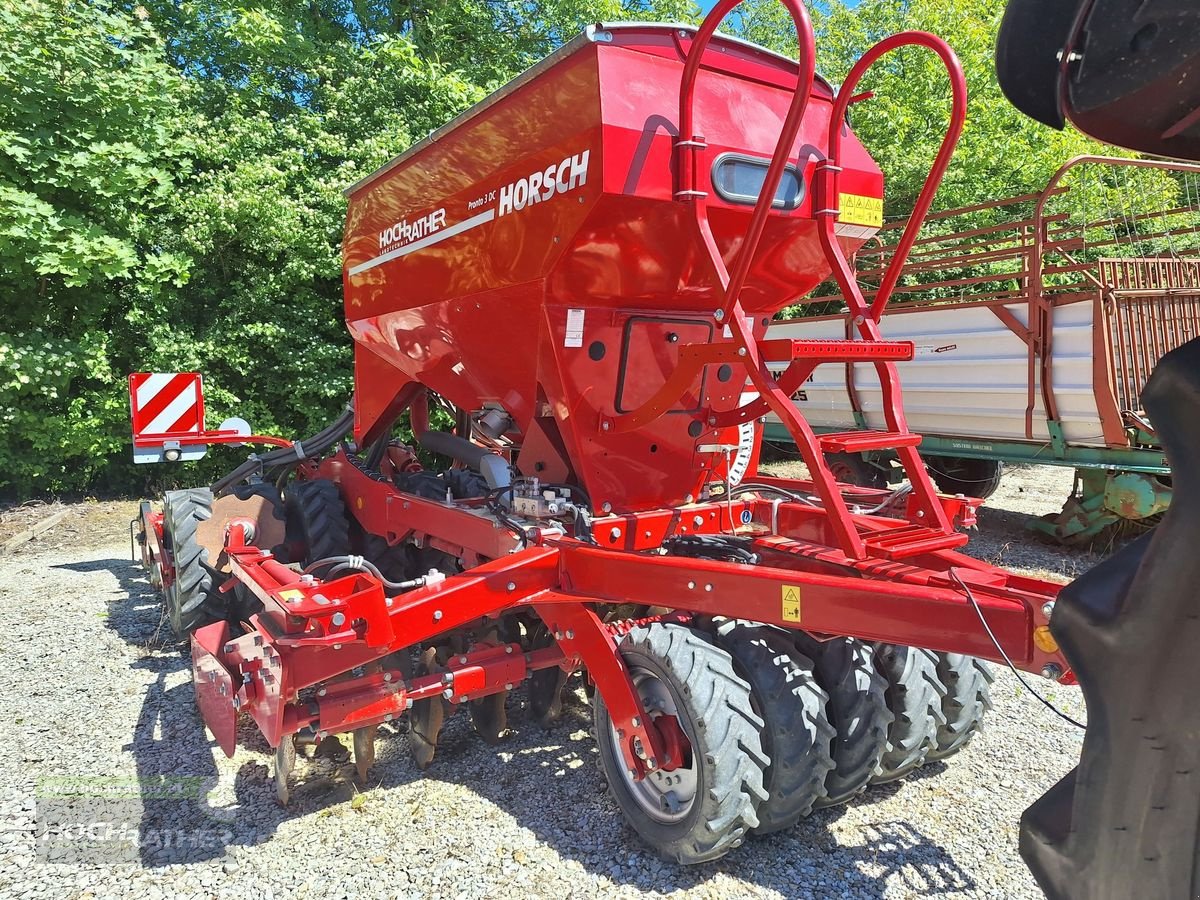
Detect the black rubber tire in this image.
<box><xmin>826</xmin><ymin>452</ymin><xmax>887</xmax><ymax>489</ymax></box>
<box><xmin>715</xmin><ymin>621</ymin><xmax>835</xmax><ymax>833</ymax></box>
<box><xmin>927</xmin><ymin>653</ymin><xmax>994</xmax><ymax>761</ymax></box>
<box><xmin>362</xmin><ymin>533</ymin><xmax>413</xmax><ymax>583</ymax></box>
<box><xmin>594</xmin><ymin>623</ymin><xmax>768</xmax><ymax>864</ymax></box>
<box><xmin>870</xmin><ymin>644</ymin><xmax>947</xmax><ymax>785</ymax></box>
<box><xmin>794</xmin><ymin>634</ymin><xmax>892</xmax><ymax>808</ymax></box>
<box><xmin>162</xmin><ymin>488</ymin><xmax>222</xmax><ymax>638</ymax></box>
<box><xmin>928</xmin><ymin>457</ymin><xmax>1004</xmax><ymax>499</ymax></box>
<box><xmin>284</xmin><ymin>479</ymin><xmax>352</xmax><ymax>565</ymax></box>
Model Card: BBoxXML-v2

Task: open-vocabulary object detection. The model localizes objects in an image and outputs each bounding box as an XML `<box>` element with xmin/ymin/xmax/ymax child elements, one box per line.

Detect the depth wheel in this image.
<box><xmin>162</xmin><ymin>488</ymin><xmax>222</xmax><ymax>638</ymax></box>
<box><xmin>593</xmin><ymin>623</ymin><xmax>768</xmax><ymax>864</ymax></box>
<box><xmin>794</xmin><ymin>634</ymin><xmax>892</xmax><ymax>808</ymax></box>
<box><xmin>927</xmin><ymin>653</ymin><xmax>993</xmax><ymax>761</ymax></box>
<box><xmin>871</xmin><ymin>644</ymin><xmax>947</xmax><ymax>784</ymax></box>
<box><xmin>715</xmin><ymin>621</ymin><xmax>834</xmax><ymax>832</ymax></box>
<box><xmin>285</xmin><ymin>479</ymin><xmax>351</xmax><ymax>565</ymax></box>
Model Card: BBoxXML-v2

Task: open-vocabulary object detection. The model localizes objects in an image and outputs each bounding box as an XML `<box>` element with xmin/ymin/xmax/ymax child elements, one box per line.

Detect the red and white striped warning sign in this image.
<box><xmin>128</xmin><ymin>373</ymin><xmax>205</xmax><ymax>438</ymax></box>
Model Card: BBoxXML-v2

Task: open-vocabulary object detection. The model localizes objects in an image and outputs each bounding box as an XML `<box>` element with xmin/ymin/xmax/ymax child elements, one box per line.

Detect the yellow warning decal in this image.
<box><xmin>839</xmin><ymin>193</ymin><xmax>883</xmax><ymax>228</ymax></box>
<box><xmin>781</xmin><ymin>585</ymin><xmax>802</xmax><ymax>623</ymax></box>
<box><xmin>279</xmin><ymin>589</ymin><xmax>305</xmax><ymax>603</ymax></box>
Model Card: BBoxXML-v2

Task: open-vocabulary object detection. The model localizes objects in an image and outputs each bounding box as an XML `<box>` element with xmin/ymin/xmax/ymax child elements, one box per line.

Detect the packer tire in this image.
<box><xmin>285</xmin><ymin>479</ymin><xmax>351</xmax><ymax>565</ymax></box>
<box><xmin>870</xmin><ymin>644</ymin><xmax>947</xmax><ymax>785</ymax></box>
<box><xmin>715</xmin><ymin>621</ymin><xmax>835</xmax><ymax>833</ymax></box>
<box><xmin>794</xmin><ymin>634</ymin><xmax>892</xmax><ymax>808</ymax></box>
<box><xmin>594</xmin><ymin>623</ymin><xmax>768</xmax><ymax>864</ymax></box>
<box><xmin>927</xmin><ymin>653</ymin><xmax>994</xmax><ymax>761</ymax></box>
<box><xmin>162</xmin><ymin>488</ymin><xmax>222</xmax><ymax>638</ymax></box>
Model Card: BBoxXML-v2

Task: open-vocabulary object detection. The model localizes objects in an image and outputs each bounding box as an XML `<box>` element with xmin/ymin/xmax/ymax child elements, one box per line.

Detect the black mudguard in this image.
<box><xmin>1020</xmin><ymin>338</ymin><xmax>1200</xmax><ymax>898</ymax></box>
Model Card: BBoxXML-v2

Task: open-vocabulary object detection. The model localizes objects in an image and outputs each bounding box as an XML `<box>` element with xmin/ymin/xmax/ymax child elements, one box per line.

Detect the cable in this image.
<box><xmin>731</xmin><ymin>483</ymin><xmax>820</xmax><ymax>506</ymax></box>
<box><xmin>948</xmin><ymin>569</ymin><xmax>1086</xmax><ymax>730</ymax></box>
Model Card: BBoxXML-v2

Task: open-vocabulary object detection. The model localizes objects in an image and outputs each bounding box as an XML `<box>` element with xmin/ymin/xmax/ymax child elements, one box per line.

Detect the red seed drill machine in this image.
<box><xmin>131</xmin><ymin>1</ymin><xmax>1074</xmax><ymax>864</ymax></box>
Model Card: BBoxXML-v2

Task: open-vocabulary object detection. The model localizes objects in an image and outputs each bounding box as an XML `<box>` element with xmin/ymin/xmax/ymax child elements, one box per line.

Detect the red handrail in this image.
<box><xmin>817</xmin><ymin>32</ymin><xmax>967</xmax><ymax>322</ymax></box>
<box><xmin>675</xmin><ymin>0</ymin><xmax>816</xmax><ymax>320</ymax></box>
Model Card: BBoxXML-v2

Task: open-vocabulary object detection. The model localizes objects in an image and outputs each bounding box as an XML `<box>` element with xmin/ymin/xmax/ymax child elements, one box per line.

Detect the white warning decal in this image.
<box><xmin>565</xmin><ymin>308</ymin><xmax>585</xmax><ymax>348</ymax></box>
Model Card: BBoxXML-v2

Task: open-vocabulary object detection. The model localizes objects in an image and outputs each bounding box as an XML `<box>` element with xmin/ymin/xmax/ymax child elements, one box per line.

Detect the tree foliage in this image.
<box><xmin>0</xmin><ymin>0</ymin><xmax>1181</xmax><ymax>497</ymax></box>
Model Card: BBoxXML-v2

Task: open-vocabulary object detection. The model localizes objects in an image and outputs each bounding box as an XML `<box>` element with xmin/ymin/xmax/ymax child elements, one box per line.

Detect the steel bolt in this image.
<box><xmin>554</xmin><ymin>631</ymin><xmax>563</xmax><ymax>640</ymax></box>
<box><xmin>442</xmin><ymin>688</ymin><xmax>454</xmax><ymax>700</ymax></box>
<box><xmin>629</xmin><ymin>769</ymin><xmax>638</xmax><ymax>778</ymax></box>
<box><xmin>714</xmin><ymin>309</ymin><xmax>724</xmax><ymax>321</ymax></box>
<box><xmin>601</xmin><ymin>421</ymin><xmax>611</xmax><ymax>431</ymax></box>
<box><xmin>688</xmin><ymin>581</ymin><xmax>696</xmax><ymax>590</ymax></box>
<box><xmin>505</xmin><ymin>683</ymin><xmax>513</xmax><ymax>691</ymax></box>
<box><xmin>506</xmin><ymin>581</ymin><xmax>516</xmax><ymax>592</ymax></box>
<box><xmin>384</xmin><ymin>713</ymin><xmax>393</xmax><ymax>722</ymax></box>
<box><xmin>385</xmin><ymin>597</ymin><xmax>393</xmax><ymax>607</ymax></box>
<box><xmin>1041</xmin><ymin>663</ymin><xmax>1064</xmax><ymax>681</ymax></box>
<box><xmin>433</xmin><ymin>610</ymin><xmax>443</xmax><ymax>622</ymax></box>
<box><xmin>631</xmin><ymin>716</ymin><xmax>641</xmax><ymax>728</ymax></box>
<box><xmin>705</xmin><ymin>583</ymin><xmax>713</xmax><ymax>592</ymax></box>
<box><xmin>506</xmin><ymin>645</ymin><xmax>514</xmax><ymax>654</ymax></box>
<box><xmin>1041</xmin><ymin>601</ymin><xmax>1056</xmax><ymax>620</ymax></box>
<box><xmin>602</xmin><ymin>502</ymin><xmax>612</xmax><ymax>514</ymax></box>
<box><xmin>317</xmin><ymin>688</ymin><xmax>327</xmax><ymax>697</ymax></box>
<box><xmin>383</xmin><ymin>673</ymin><xmax>393</xmax><ymax>683</ymax></box>
<box><xmin>333</xmin><ymin>643</ymin><xmax>342</xmax><ymax>650</ymax></box>
<box><xmin>565</xmin><ymin>629</ymin><xmax>574</xmax><ymax>640</ymax></box>
<box><xmin>609</xmin><ymin>527</ymin><xmax>621</xmax><ymax>541</ymax></box>
<box><xmin>692</xmin><ymin>515</ymin><xmax>703</xmax><ymax>528</ymax></box>
<box><xmin>331</xmin><ymin>612</ymin><xmax>346</xmax><ymax>627</ymax></box>
<box><xmin>442</xmin><ymin>673</ymin><xmax>453</xmax><ymax>684</ymax></box>
<box><xmin>317</xmin><ymin>731</ymin><xmax>327</xmax><ymax>741</ymax></box>
<box><xmin>647</xmin><ymin>757</ymin><xmax>657</xmax><ymax>770</ymax></box>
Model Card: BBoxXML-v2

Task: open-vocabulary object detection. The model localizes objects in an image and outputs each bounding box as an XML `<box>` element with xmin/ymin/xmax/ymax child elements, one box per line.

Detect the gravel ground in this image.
<box><xmin>0</xmin><ymin>473</ymin><xmax>1092</xmax><ymax>900</ymax></box>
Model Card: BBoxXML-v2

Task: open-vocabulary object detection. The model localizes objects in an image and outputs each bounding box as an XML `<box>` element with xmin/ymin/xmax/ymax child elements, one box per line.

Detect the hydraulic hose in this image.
<box><xmin>211</xmin><ymin>403</ymin><xmax>355</xmax><ymax>496</ymax></box>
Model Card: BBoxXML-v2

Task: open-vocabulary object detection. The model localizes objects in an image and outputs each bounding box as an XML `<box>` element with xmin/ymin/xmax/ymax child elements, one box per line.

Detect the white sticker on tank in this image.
<box><xmin>565</xmin><ymin>309</ymin><xmax>585</xmax><ymax>348</ymax></box>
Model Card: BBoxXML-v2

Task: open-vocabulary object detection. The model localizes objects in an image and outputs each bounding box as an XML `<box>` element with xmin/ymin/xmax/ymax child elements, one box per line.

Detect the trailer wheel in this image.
<box><xmin>928</xmin><ymin>457</ymin><xmax>1003</xmax><ymax>499</ymax></box>
<box><xmin>826</xmin><ymin>452</ymin><xmax>887</xmax><ymax>489</ymax></box>
<box><xmin>870</xmin><ymin>644</ymin><xmax>947</xmax><ymax>784</ymax></box>
<box><xmin>162</xmin><ymin>488</ymin><xmax>222</xmax><ymax>638</ymax></box>
<box><xmin>927</xmin><ymin>654</ymin><xmax>993</xmax><ymax>761</ymax></box>
<box><xmin>284</xmin><ymin>479</ymin><xmax>351</xmax><ymax>565</ymax></box>
<box><xmin>793</xmin><ymin>635</ymin><xmax>892</xmax><ymax>808</ymax></box>
<box><xmin>594</xmin><ymin>623</ymin><xmax>768</xmax><ymax>864</ymax></box>
<box><xmin>715</xmin><ymin>621</ymin><xmax>835</xmax><ymax>832</ymax></box>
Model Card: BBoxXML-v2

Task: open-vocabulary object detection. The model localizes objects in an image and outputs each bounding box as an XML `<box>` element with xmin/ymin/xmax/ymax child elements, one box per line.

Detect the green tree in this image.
<box><xmin>0</xmin><ymin>2</ymin><xmax>193</xmax><ymax>494</ymax></box>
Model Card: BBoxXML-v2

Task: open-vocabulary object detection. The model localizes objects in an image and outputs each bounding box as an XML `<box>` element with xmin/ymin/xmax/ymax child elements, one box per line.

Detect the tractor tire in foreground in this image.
<box><xmin>594</xmin><ymin>623</ymin><xmax>768</xmax><ymax>864</ymax></box>
<box><xmin>715</xmin><ymin>621</ymin><xmax>835</xmax><ymax>833</ymax></box>
<box><xmin>871</xmin><ymin>644</ymin><xmax>947</xmax><ymax>784</ymax></box>
<box><xmin>927</xmin><ymin>653</ymin><xmax>994</xmax><ymax>761</ymax></box>
<box><xmin>162</xmin><ymin>488</ymin><xmax>221</xmax><ymax>639</ymax></box>
<box><xmin>794</xmin><ymin>634</ymin><xmax>892</xmax><ymax>808</ymax></box>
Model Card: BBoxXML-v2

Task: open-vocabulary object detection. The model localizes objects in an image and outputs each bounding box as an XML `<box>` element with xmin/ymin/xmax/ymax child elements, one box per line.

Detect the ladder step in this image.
<box><xmin>861</xmin><ymin>525</ymin><xmax>967</xmax><ymax>560</ymax></box>
<box><xmin>760</xmin><ymin>338</ymin><xmax>915</xmax><ymax>363</ymax></box>
<box><xmin>820</xmin><ymin>430</ymin><xmax>922</xmax><ymax>453</ymax></box>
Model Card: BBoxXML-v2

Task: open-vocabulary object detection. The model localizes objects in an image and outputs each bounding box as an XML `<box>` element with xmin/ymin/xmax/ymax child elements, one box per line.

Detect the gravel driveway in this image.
<box><xmin>0</xmin><ymin>467</ymin><xmax>1093</xmax><ymax>899</ymax></box>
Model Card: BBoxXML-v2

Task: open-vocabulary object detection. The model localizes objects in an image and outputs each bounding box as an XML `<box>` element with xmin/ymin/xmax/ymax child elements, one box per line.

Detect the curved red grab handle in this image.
<box><xmin>676</xmin><ymin>0</ymin><xmax>817</xmax><ymax>320</ymax></box>
<box><xmin>822</xmin><ymin>32</ymin><xmax>967</xmax><ymax>321</ymax></box>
